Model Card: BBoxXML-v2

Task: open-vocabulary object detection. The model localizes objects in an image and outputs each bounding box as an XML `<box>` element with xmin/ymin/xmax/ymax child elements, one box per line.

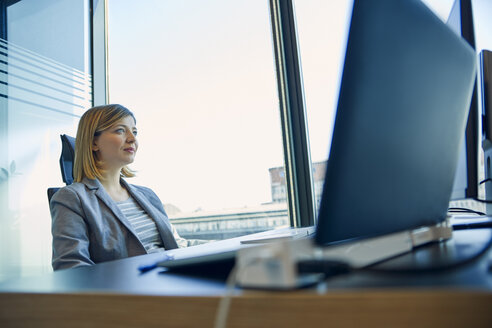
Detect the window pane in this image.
<box><xmin>0</xmin><ymin>0</ymin><xmax>92</xmax><ymax>281</ymax></box>
<box><xmin>108</xmin><ymin>0</ymin><xmax>287</xmax><ymax>240</ymax></box>
<box><xmin>294</xmin><ymin>0</ymin><xmax>353</xmax><ymax>211</ymax></box>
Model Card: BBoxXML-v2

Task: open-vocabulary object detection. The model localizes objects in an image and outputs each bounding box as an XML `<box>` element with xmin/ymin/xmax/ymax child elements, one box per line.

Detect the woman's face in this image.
<box><xmin>92</xmin><ymin>115</ymin><xmax>138</xmax><ymax>170</ymax></box>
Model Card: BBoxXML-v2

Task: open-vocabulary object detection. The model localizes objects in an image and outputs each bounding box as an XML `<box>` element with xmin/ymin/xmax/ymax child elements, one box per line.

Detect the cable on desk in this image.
<box><xmin>214</xmin><ymin>264</ymin><xmax>238</xmax><ymax>328</ymax></box>
<box><xmin>472</xmin><ymin>197</ymin><xmax>492</xmax><ymax>204</ymax></box>
<box><xmin>214</xmin><ymin>257</ymin><xmax>274</xmax><ymax>327</ymax></box>
<box><xmin>448</xmin><ymin>207</ymin><xmax>486</xmax><ymax>216</ymax></box>
<box><xmin>297</xmin><ymin>260</ymin><xmax>353</xmax><ymax>277</ymax></box>
<box><xmin>479</xmin><ymin>178</ymin><xmax>491</xmax><ymax>185</ymax></box>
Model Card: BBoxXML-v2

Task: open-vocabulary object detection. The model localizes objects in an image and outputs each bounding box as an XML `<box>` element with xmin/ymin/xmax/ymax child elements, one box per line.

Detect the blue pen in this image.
<box><xmin>138</xmin><ymin>254</ymin><xmax>174</xmax><ymax>273</ymax></box>
<box><xmin>138</xmin><ymin>263</ymin><xmax>158</xmax><ymax>273</ymax></box>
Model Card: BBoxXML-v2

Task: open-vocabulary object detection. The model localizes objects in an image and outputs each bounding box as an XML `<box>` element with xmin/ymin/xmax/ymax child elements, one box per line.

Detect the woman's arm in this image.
<box><xmin>170</xmin><ymin>224</ymin><xmax>209</xmax><ymax>247</ymax></box>
<box><xmin>50</xmin><ymin>187</ymin><xmax>95</xmax><ymax>270</ymax></box>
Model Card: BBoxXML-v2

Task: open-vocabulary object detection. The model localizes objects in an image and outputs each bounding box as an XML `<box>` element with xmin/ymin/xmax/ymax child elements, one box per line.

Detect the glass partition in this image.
<box><xmin>0</xmin><ymin>0</ymin><xmax>92</xmax><ymax>281</ymax></box>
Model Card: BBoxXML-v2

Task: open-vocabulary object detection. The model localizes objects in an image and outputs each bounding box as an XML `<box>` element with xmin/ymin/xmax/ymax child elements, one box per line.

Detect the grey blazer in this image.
<box><xmin>50</xmin><ymin>177</ymin><xmax>178</xmax><ymax>271</ymax></box>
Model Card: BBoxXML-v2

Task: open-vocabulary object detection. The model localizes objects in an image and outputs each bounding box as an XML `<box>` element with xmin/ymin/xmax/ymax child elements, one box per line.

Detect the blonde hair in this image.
<box><xmin>73</xmin><ymin>104</ymin><xmax>136</xmax><ymax>182</ymax></box>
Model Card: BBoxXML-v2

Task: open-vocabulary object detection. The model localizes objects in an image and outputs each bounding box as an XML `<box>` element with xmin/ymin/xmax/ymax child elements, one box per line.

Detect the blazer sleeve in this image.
<box><xmin>50</xmin><ymin>187</ymin><xmax>95</xmax><ymax>270</ymax></box>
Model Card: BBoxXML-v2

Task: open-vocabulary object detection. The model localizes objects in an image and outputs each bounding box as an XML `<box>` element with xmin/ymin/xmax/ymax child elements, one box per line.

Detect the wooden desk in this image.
<box><xmin>1</xmin><ymin>229</ymin><xmax>492</xmax><ymax>327</ymax></box>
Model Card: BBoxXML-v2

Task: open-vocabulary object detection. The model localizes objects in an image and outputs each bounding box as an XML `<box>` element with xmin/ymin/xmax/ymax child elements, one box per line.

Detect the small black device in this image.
<box><xmin>446</xmin><ymin>0</ymin><xmax>480</xmax><ymax>201</ymax></box>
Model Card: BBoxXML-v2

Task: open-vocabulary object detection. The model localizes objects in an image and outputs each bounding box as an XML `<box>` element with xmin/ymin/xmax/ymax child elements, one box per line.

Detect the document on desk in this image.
<box><xmin>239</xmin><ymin>226</ymin><xmax>315</xmax><ymax>244</ymax></box>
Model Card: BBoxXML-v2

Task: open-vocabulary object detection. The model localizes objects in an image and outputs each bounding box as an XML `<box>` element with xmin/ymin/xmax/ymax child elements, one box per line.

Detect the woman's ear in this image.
<box><xmin>92</xmin><ymin>138</ymin><xmax>99</xmax><ymax>152</ymax></box>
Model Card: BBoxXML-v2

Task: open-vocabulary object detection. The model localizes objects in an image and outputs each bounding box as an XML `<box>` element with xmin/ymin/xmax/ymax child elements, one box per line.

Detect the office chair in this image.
<box><xmin>47</xmin><ymin>134</ymin><xmax>76</xmax><ymax>203</ymax></box>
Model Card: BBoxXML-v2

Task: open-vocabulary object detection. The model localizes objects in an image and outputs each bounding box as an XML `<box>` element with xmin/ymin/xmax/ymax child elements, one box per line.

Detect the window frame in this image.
<box><xmin>269</xmin><ymin>0</ymin><xmax>316</xmax><ymax>227</ymax></box>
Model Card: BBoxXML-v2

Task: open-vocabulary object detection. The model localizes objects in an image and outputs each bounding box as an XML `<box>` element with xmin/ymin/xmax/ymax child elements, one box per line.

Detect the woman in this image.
<box><xmin>50</xmin><ymin>104</ymin><xmax>198</xmax><ymax>270</ymax></box>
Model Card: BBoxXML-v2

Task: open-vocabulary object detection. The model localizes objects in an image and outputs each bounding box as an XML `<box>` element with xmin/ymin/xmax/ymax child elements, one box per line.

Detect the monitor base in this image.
<box><xmin>236</xmin><ymin>220</ymin><xmax>452</xmax><ymax>289</ymax></box>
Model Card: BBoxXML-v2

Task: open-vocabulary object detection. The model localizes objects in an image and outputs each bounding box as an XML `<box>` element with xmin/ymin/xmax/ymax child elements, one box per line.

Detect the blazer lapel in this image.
<box><xmin>82</xmin><ymin>177</ymin><xmax>143</xmax><ymax>247</ymax></box>
<box><xmin>121</xmin><ymin>179</ymin><xmax>178</xmax><ymax>250</ymax></box>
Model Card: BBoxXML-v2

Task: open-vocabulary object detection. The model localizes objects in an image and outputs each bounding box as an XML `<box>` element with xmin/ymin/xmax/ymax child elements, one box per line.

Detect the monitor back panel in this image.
<box><xmin>316</xmin><ymin>0</ymin><xmax>477</xmax><ymax>245</ymax></box>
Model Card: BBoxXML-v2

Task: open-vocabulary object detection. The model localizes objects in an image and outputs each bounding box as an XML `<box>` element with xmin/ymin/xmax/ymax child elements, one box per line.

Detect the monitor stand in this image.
<box><xmin>236</xmin><ymin>220</ymin><xmax>453</xmax><ymax>289</ymax></box>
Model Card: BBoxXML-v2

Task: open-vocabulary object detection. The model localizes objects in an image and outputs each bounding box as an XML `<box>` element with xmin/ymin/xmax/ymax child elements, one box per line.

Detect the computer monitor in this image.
<box><xmin>315</xmin><ymin>0</ymin><xmax>477</xmax><ymax>245</ymax></box>
<box><xmin>447</xmin><ymin>0</ymin><xmax>480</xmax><ymax>201</ymax></box>
<box><xmin>482</xmin><ymin>50</ymin><xmax>492</xmax><ymax>142</ymax></box>
<box><xmin>481</xmin><ymin>50</ymin><xmax>492</xmax><ymax>213</ymax></box>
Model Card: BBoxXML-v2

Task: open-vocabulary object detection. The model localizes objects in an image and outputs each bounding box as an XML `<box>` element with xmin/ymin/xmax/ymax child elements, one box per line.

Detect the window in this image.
<box><xmin>107</xmin><ymin>0</ymin><xmax>288</xmax><ymax>240</ymax></box>
<box><xmin>293</xmin><ymin>0</ymin><xmax>353</xmax><ymax>214</ymax></box>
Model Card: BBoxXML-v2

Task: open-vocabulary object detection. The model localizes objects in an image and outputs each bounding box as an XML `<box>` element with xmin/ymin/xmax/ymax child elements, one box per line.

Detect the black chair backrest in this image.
<box><xmin>47</xmin><ymin>134</ymin><xmax>76</xmax><ymax>204</ymax></box>
<box><xmin>47</xmin><ymin>188</ymin><xmax>59</xmax><ymax>203</ymax></box>
<box><xmin>60</xmin><ymin>134</ymin><xmax>76</xmax><ymax>185</ymax></box>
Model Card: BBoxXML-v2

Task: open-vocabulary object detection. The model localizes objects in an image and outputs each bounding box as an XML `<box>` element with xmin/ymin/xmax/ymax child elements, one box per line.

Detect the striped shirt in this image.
<box><xmin>116</xmin><ymin>197</ymin><xmax>165</xmax><ymax>253</ymax></box>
